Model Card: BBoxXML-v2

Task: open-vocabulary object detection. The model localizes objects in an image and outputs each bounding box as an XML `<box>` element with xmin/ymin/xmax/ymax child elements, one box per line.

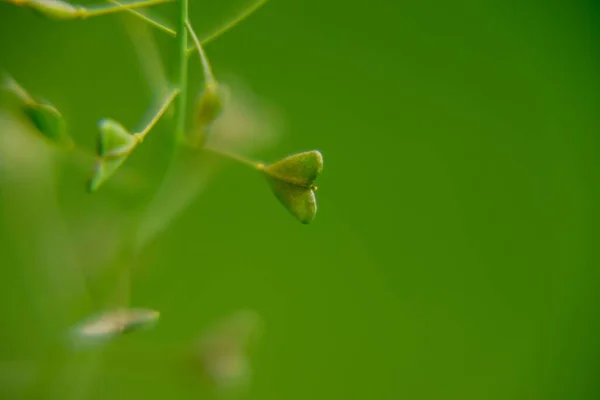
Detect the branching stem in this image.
<box><xmin>174</xmin><ymin>0</ymin><xmax>189</xmax><ymax>142</ymax></box>
<box><xmin>203</xmin><ymin>145</ymin><xmax>264</xmax><ymax>171</ymax></box>
<box><xmin>83</xmin><ymin>0</ymin><xmax>171</xmax><ymax>19</ymax></box>
<box><xmin>185</xmin><ymin>0</ymin><xmax>269</xmax><ymax>56</ymax></box>
<box><xmin>185</xmin><ymin>19</ymin><xmax>216</xmax><ymax>86</ymax></box>
<box><xmin>109</xmin><ymin>0</ymin><xmax>176</xmax><ymax>36</ymax></box>
<box><xmin>135</xmin><ymin>87</ymin><xmax>179</xmax><ymax>141</ymax></box>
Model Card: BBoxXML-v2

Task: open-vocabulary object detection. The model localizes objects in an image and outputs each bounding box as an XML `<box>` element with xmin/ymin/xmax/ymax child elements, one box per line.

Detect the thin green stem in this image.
<box><xmin>185</xmin><ymin>0</ymin><xmax>269</xmax><ymax>56</ymax></box>
<box><xmin>108</xmin><ymin>0</ymin><xmax>176</xmax><ymax>36</ymax></box>
<box><xmin>185</xmin><ymin>19</ymin><xmax>216</xmax><ymax>85</ymax></box>
<box><xmin>174</xmin><ymin>0</ymin><xmax>189</xmax><ymax>142</ymax></box>
<box><xmin>135</xmin><ymin>87</ymin><xmax>179</xmax><ymax>140</ymax></box>
<box><xmin>203</xmin><ymin>145</ymin><xmax>263</xmax><ymax>171</ymax></box>
<box><xmin>2</xmin><ymin>74</ymin><xmax>35</xmax><ymax>105</ymax></box>
<box><xmin>82</xmin><ymin>0</ymin><xmax>171</xmax><ymax>19</ymax></box>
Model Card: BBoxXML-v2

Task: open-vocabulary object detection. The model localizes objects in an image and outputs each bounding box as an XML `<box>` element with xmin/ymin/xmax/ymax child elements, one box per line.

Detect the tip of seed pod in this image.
<box><xmin>97</xmin><ymin>118</ymin><xmax>109</xmax><ymax>129</ymax></box>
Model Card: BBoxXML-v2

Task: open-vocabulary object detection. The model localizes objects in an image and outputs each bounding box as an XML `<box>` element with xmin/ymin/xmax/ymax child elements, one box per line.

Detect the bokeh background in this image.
<box><xmin>1</xmin><ymin>0</ymin><xmax>600</xmax><ymax>399</ymax></box>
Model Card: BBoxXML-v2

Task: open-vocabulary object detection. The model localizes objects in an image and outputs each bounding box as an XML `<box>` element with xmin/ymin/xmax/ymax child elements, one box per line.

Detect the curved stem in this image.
<box><xmin>135</xmin><ymin>87</ymin><xmax>179</xmax><ymax>140</ymax></box>
<box><xmin>185</xmin><ymin>0</ymin><xmax>269</xmax><ymax>56</ymax></box>
<box><xmin>109</xmin><ymin>0</ymin><xmax>176</xmax><ymax>36</ymax></box>
<box><xmin>174</xmin><ymin>0</ymin><xmax>189</xmax><ymax>142</ymax></box>
<box><xmin>83</xmin><ymin>0</ymin><xmax>172</xmax><ymax>19</ymax></box>
<box><xmin>185</xmin><ymin>19</ymin><xmax>216</xmax><ymax>85</ymax></box>
<box><xmin>203</xmin><ymin>145</ymin><xmax>263</xmax><ymax>171</ymax></box>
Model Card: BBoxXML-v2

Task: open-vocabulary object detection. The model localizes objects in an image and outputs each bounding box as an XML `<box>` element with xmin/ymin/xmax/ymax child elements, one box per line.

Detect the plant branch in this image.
<box><xmin>185</xmin><ymin>0</ymin><xmax>269</xmax><ymax>56</ymax></box>
<box><xmin>185</xmin><ymin>19</ymin><xmax>216</xmax><ymax>85</ymax></box>
<box><xmin>82</xmin><ymin>0</ymin><xmax>171</xmax><ymax>19</ymax></box>
<box><xmin>174</xmin><ymin>0</ymin><xmax>189</xmax><ymax>142</ymax></box>
<box><xmin>109</xmin><ymin>0</ymin><xmax>176</xmax><ymax>35</ymax></box>
<box><xmin>202</xmin><ymin>145</ymin><xmax>264</xmax><ymax>171</ymax></box>
<box><xmin>135</xmin><ymin>87</ymin><xmax>179</xmax><ymax>141</ymax></box>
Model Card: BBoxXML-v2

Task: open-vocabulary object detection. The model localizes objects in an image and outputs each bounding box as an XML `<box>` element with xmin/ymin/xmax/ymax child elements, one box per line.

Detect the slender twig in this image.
<box><xmin>109</xmin><ymin>0</ymin><xmax>175</xmax><ymax>36</ymax></box>
<box><xmin>135</xmin><ymin>87</ymin><xmax>179</xmax><ymax>141</ymax></box>
<box><xmin>185</xmin><ymin>19</ymin><xmax>216</xmax><ymax>85</ymax></box>
<box><xmin>203</xmin><ymin>145</ymin><xmax>263</xmax><ymax>171</ymax></box>
<box><xmin>185</xmin><ymin>0</ymin><xmax>269</xmax><ymax>56</ymax></box>
<box><xmin>174</xmin><ymin>0</ymin><xmax>189</xmax><ymax>142</ymax></box>
<box><xmin>83</xmin><ymin>0</ymin><xmax>171</xmax><ymax>19</ymax></box>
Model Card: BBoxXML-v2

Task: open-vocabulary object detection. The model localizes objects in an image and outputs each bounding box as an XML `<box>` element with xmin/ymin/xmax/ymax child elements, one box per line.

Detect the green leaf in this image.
<box><xmin>23</xmin><ymin>102</ymin><xmax>72</xmax><ymax>148</ymax></box>
<box><xmin>26</xmin><ymin>0</ymin><xmax>82</xmax><ymax>20</ymax></box>
<box><xmin>263</xmin><ymin>150</ymin><xmax>323</xmax><ymax>224</ymax></box>
<box><xmin>87</xmin><ymin>118</ymin><xmax>138</xmax><ymax>193</ymax></box>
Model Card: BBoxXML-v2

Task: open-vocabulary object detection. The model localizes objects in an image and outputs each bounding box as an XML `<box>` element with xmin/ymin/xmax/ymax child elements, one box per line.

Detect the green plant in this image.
<box><xmin>1</xmin><ymin>0</ymin><xmax>323</xmax><ymax>342</ymax></box>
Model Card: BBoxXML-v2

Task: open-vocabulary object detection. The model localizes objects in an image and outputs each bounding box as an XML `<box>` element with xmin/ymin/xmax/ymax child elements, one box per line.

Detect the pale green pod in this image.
<box><xmin>26</xmin><ymin>0</ymin><xmax>83</xmax><ymax>20</ymax></box>
<box><xmin>266</xmin><ymin>178</ymin><xmax>317</xmax><ymax>224</ymax></box>
<box><xmin>263</xmin><ymin>150</ymin><xmax>323</xmax><ymax>224</ymax></box>
<box><xmin>264</xmin><ymin>150</ymin><xmax>323</xmax><ymax>187</ymax></box>
<box><xmin>192</xmin><ymin>83</ymin><xmax>223</xmax><ymax>147</ymax></box>
<box><xmin>87</xmin><ymin>118</ymin><xmax>138</xmax><ymax>193</ymax></box>
<box><xmin>96</xmin><ymin>118</ymin><xmax>137</xmax><ymax>157</ymax></box>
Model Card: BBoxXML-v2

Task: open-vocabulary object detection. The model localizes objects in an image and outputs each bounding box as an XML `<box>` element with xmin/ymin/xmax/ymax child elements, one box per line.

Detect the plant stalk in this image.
<box><xmin>174</xmin><ymin>0</ymin><xmax>189</xmax><ymax>143</ymax></box>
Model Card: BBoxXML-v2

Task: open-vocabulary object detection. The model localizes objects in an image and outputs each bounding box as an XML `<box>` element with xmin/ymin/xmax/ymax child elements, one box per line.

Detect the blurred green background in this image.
<box><xmin>1</xmin><ymin>0</ymin><xmax>600</xmax><ymax>399</ymax></box>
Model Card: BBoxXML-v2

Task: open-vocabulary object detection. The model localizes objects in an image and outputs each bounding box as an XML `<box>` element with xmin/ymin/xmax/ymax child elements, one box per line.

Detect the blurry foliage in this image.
<box><xmin>1</xmin><ymin>0</ymin><xmax>600</xmax><ymax>400</ymax></box>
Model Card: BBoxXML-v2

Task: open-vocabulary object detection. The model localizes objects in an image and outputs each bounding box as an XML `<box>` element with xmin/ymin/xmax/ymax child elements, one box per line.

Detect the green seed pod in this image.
<box><xmin>263</xmin><ymin>150</ymin><xmax>323</xmax><ymax>224</ymax></box>
<box><xmin>23</xmin><ymin>102</ymin><xmax>73</xmax><ymax>148</ymax></box>
<box><xmin>192</xmin><ymin>82</ymin><xmax>223</xmax><ymax>147</ymax></box>
<box><xmin>266</xmin><ymin>179</ymin><xmax>317</xmax><ymax>224</ymax></box>
<box><xmin>26</xmin><ymin>0</ymin><xmax>83</xmax><ymax>20</ymax></box>
<box><xmin>96</xmin><ymin>118</ymin><xmax>137</xmax><ymax>157</ymax></box>
<box><xmin>87</xmin><ymin>118</ymin><xmax>139</xmax><ymax>193</ymax></box>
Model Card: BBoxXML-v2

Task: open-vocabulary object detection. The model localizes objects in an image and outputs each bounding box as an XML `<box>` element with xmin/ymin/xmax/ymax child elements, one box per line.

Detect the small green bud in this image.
<box><xmin>191</xmin><ymin>82</ymin><xmax>223</xmax><ymax>147</ymax></box>
<box><xmin>87</xmin><ymin>118</ymin><xmax>139</xmax><ymax>193</ymax></box>
<box><xmin>25</xmin><ymin>0</ymin><xmax>83</xmax><ymax>20</ymax></box>
<box><xmin>263</xmin><ymin>150</ymin><xmax>323</xmax><ymax>224</ymax></box>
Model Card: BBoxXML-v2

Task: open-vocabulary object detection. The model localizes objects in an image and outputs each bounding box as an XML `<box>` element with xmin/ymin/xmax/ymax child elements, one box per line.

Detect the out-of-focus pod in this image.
<box><xmin>190</xmin><ymin>82</ymin><xmax>225</xmax><ymax>147</ymax></box>
<box><xmin>70</xmin><ymin>307</ymin><xmax>160</xmax><ymax>347</ymax></box>
<box><xmin>196</xmin><ymin>310</ymin><xmax>262</xmax><ymax>391</ymax></box>
<box><xmin>1</xmin><ymin>74</ymin><xmax>73</xmax><ymax>148</ymax></box>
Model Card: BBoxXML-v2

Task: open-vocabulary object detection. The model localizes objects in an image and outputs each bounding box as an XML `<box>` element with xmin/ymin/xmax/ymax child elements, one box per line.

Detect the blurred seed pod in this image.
<box><xmin>196</xmin><ymin>310</ymin><xmax>262</xmax><ymax>391</ymax></box>
<box><xmin>22</xmin><ymin>0</ymin><xmax>82</xmax><ymax>20</ymax></box>
<box><xmin>70</xmin><ymin>307</ymin><xmax>160</xmax><ymax>347</ymax></box>
<box><xmin>191</xmin><ymin>82</ymin><xmax>225</xmax><ymax>147</ymax></box>
<box><xmin>263</xmin><ymin>150</ymin><xmax>323</xmax><ymax>224</ymax></box>
<box><xmin>1</xmin><ymin>74</ymin><xmax>73</xmax><ymax>148</ymax></box>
